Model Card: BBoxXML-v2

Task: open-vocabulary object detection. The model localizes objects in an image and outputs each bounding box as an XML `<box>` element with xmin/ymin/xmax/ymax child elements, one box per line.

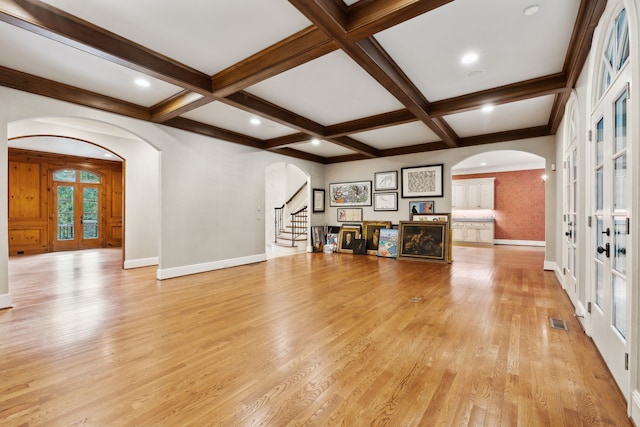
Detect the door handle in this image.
<box><xmin>80</xmin><ymin>215</ymin><xmax>84</xmax><ymax>224</ymax></box>
<box><xmin>597</xmin><ymin>243</ymin><xmax>610</xmax><ymax>258</ymax></box>
<box><xmin>602</xmin><ymin>227</ymin><xmax>610</xmax><ymax>236</ymax></box>
<box><xmin>565</xmin><ymin>231</ymin><xmax>572</xmax><ymax>237</ymax></box>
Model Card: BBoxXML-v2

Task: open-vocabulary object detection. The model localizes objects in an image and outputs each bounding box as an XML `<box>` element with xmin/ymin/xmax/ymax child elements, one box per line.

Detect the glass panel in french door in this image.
<box><xmin>83</xmin><ymin>187</ymin><xmax>99</xmax><ymax>240</ymax></box>
<box><xmin>57</xmin><ymin>185</ymin><xmax>74</xmax><ymax>241</ymax></box>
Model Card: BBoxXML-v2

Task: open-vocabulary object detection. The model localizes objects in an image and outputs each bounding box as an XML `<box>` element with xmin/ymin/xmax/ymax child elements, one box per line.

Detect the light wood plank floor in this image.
<box><xmin>1</xmin><ymin>246</ymin><xmax>631</xmax><ymax>426</ymax></box>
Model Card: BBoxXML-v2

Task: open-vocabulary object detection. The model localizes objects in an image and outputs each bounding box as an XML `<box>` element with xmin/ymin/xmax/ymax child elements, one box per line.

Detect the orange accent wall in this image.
<box><xmin>453</xmin><ymin>169</ymin><xmax>545</xmax><ymax>241</ymax></box>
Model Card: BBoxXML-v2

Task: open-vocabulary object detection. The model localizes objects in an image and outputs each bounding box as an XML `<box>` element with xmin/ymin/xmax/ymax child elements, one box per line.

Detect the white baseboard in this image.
<box><xmin>631</xmin><ymin>389</ymin><xmax>640</xmax><ymax>425</ymax></box>
<box><xmin>123</xmin><ymin>257</ymin><xmax>159</xmax><ymax>269</ymax></box>
<box><xmin>543</xmin><ymin>260</ymin><xmax>559</xmax><ymax>273</ymax></box>
<box><xmin>0</xmin><ymin>293</ymin><xmax>13</xmax><ymax>309</ymax></box>
<box><xmin>494</xmin><ymin>239</ymin><xmax>545</xmax><ymax>247</ymax></box>
<box><xmin>156</xmin><ymin>253</ymin><xmax>267</xmax><ymax>280</ymax></box>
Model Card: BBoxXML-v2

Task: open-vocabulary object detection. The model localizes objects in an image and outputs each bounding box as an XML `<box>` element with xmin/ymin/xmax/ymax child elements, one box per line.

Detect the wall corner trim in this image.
<box><xmin>0</xmin><ymin>293</ymin><xmax>13</xmax><ymax>310</ymax></box>
<box><xmin>631</xmin><ymin>389</ymin><xmax>640</xmax><ymax>426</ymax></box>
<box><xmin>156</xmin><ymin>254</ymin><xmax>267</xmax><ymax>280</ymax></box>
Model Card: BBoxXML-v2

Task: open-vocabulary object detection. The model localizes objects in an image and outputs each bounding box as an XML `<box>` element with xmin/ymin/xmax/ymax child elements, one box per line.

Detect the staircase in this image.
<box><xmin>274</xmin><ymin>183</ymin><xmax>309</xmax><ymax>252</ymax></box>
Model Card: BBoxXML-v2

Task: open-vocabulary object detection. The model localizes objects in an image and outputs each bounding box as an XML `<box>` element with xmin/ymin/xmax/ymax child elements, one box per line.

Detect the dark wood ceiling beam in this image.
<box><xmin>428</xmin><ymin>74</ymin><xmax>569</xmax><ymax>117</ymax></box>
<box><xmin>212</xmin><ymin>26</ymin><xmax>338</xmax><ymax>98</ymax></box>
<box><xmin>458</xmin><ymin>126</ymin><xmax>551</xmax><ymax>147</ymax></box>
<box><xmin>0</xmin><ymin>0</ymin><xmax>212</xmax><ymax>94</ymax></box>
<box><xmin>326</xmin><ymin>108</ymin><xmax>416</xmax><ymax>137</ymax></box>
<box><xmin>150</xmin><ymin>91</ymin><xmax>212</xmax><ymax>123</ymax></box>
<box><xmin>0</xmin><ymin>65</ymin><xmax>150</xmax><ymax>120</ymax></box>
<box><xmin>163</xmin><ymin>117</ymin><xmax>265</xmax><ymax>149</ymax></box>
<box><xmin>330</xmin><ymin>136</ymin><xmax>381</xmax><ymax>158</ymax></box>
<box><xmin>269</xmin><ymin>147</ymin><xmax>329</xmax><ymax>164</ymax></box>
<box><xmin>548</xmin><ymin>0</ymin><xmax>607</xmax><ymax>133</ymax></box>
<box><xmin>264</xmin><ymin>133</ymin><xmax>309</xmax><ymax>149</ymax></box>
<box><xmin>289</xmin><ymin>0</ymin><xmax>459</xmax><ymax>147</ymax></box>
<box><xmin>347</xmin><ymin>0</ymin><xmax>453</xmax><ymax>40</ymax></box>
<box><xmin>223</xmin><ymin>91</ymin><xmax>327</xmax><ymax>136</ymax></box>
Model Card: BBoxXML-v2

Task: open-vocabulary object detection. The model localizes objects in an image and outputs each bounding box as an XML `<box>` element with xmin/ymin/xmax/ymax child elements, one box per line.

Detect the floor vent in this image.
<box><xmin>550</xmin><ymin>318</ymin><xmax>568</xmax><ymax>330</ymax></box>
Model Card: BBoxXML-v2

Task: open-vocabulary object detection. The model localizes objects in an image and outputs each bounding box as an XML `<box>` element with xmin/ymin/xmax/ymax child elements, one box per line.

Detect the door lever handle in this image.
<box><xmin>597</xmin><ymin>243</ymin><xmax>610</xmax><ymax>258</ymax></box>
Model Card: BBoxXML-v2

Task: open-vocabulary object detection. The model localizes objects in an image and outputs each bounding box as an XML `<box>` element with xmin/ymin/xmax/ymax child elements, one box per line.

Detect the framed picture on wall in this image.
<box><xmin>329</xmin><ymin>181</ymin><xmax>372</xmax><ymax>206</ymax></box>
<box><xmin>337</xmin><ymin>208</ymin><xmax>363</xmax><ymax>222</ymax></box>
<box><xmin>374</xmin><ymin>170</ymin><xmax>398</xmax><ymax>191</ymax></box>
<box><xmin>312</xmin><ymin>188</ymin><xmax>325</xmax><ymax>212</ymax></box>
<box><xmin>401</xmin><ymin>164</ymin><xmax>444</xmax><ymax>198</ymax></box>
<box><xmin>409</xmin><ymin>200</ymin><xmax>434</xmax><ymax>215</ymax></box>
<box><xmin>373</xmin><ymin>192</ymin><xmax>398</xmax><ymax>211</ymax></box>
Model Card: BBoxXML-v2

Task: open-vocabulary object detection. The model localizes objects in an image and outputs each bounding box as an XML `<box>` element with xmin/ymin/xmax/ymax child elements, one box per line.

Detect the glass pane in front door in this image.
<box><xmin>83</xmin><ymin>187</ymin><xmax>99</xmax><ymax>240</ymax></box>
<box><xmin>57</xmin><ymin>185</ymin><xmax>74</xmax><ymax>241</ymax></box>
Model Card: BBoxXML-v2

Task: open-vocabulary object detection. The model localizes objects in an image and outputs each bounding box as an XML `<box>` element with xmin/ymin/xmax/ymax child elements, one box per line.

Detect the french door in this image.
<box><xmin>563</xmin><ymin>143</ymin><xmax>578</xmax><ymax>304</ymax></box>
<box><xmin>590</xmin><ymin>81</ymin><xmax>630</xmax><ymax>397</ymax></box>
<box><xmin>51</xmin><ymin>170</ymin><xmax>103</xmax><ymax>251</ymax></box>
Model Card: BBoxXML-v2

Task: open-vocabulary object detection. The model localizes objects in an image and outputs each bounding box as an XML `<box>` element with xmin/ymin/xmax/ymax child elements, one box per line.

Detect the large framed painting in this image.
<box><xmin>398</xmin><ymin>221</ymin><xmax>450</xmax><ymax>263</ymax></box>
<box><xmin>401</xmin><ymin>164</ymin><xmax>444</xmax><ymax>198</ymax></box>
<box><xmin>362</xmin><ymin>220</ymin><xmax>392</xmax><ymax>255</ymax></box>
<box><xmin>329</xmin><ymin>181</ymin><xmax>372</xmax><ymax>206</ymax></box>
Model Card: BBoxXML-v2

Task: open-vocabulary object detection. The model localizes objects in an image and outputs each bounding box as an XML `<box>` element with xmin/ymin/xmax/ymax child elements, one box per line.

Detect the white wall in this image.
<box><xmin>0</xmin><ymin>87</ymin><xmax>326</xmax><ymax>300</ymax></box>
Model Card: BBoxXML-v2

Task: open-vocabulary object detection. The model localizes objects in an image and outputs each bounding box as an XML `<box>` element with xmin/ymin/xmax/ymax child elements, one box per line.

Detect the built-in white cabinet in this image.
<box><xmin>451</xmin><ymin>221</ymin><xmax>495</xmax><ymax>244</ymax></box>
<box><xmin>451</xmin><ymin>178</ymin><xmax>495</xmax><ymax>210</ymax></box>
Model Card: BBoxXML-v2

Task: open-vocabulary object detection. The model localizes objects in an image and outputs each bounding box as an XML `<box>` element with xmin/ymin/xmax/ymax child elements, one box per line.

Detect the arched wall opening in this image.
<box><xmin>7</xmin><ymin>117</ymin><xmax>161</xmax><ymax>271</ymax></box>
<box><xmin>265</xmin><ymin>161</ymin><xmax>310</xmax><ymax>257</ymax></box>
<box><xmin>451</xmin><ymin>149</ymin><xmax>547</xmax><ymax>247</ymax></box>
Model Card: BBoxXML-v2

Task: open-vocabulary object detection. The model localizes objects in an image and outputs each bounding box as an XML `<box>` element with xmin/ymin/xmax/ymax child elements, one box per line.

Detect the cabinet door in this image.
<box><xmin>478</xmin><ymin>226</ymin><xmax>494</xmax><ymax>244</ymax></box>
<box><xmin>451</xmin><ymin>227</ymin><xmax>464</xmax><ymax>241</ymax></box>
<box><xmin>463</xmin><ymin>227</ymin><xmax>478</xmax><ymax>242</ymax></box>
<box><xmin>467</xmin><ymin>184</ymin><xmax>480</xmax><ymax>209</ymax></box>
<box><xmin>478</xmin><ymin>182</ymin><xmax>495</xmax><ymax>209</ymax></box>
<box><xmin>452</xmin><ymin>183</ymin><xmax>468</xmax><ymax>209</ymax></box>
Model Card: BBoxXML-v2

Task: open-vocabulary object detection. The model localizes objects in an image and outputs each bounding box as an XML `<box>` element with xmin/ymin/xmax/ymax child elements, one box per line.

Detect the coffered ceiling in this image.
<box><xmin>0</xmin><ymin>0</ymin><xmax>605</xmax><ymax>163</ymax></box>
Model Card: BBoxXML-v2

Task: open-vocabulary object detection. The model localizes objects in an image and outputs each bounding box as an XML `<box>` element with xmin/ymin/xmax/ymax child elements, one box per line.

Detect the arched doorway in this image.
<box><xmin>264</xmin><ymin>162</ymin><xmax>310</xmax><ymax>258</ymax></box>
<box><xmin>451</xmin><ymin>150</ymin><xmax>546</xmax><ymax>249</ymax></box>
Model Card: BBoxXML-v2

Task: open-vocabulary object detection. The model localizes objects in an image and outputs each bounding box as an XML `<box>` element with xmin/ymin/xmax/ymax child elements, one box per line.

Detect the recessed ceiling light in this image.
<box><xmin>481</xmin><ymin>104</ymin><xmax>494</xmax><ymax>113</ymax></box>
<box><xmin>250</xmin><ymin>117</ymin><xmax>261</xmax><ymax>126</ymax></box>
<box><xmin>311</xmin><ymin>138</ymin><xmax>321</xmax><ymax>146</ymax></box>
<box><xmin>461</xmin><ymin>52</ymin><xmax>479</xmax><ymax>64</ymax></box>
<box><xmin>523</xmin><ymin>4</ymin><xmax>539</xmax><ymax>16</ymax></box>
<box><xmin>134</xmin><ymin>78</ymin><xmax>150</xmax><ymax>88</ymax></box>
<box><xmin>480</xmin><ymin>162</ymin><xmax>487</xmax><ymax>166</ymax></box>
<box><xmin>104</xmin><ymin>153</ymin><xmax>113</xmax><ymax>158</ymax></box>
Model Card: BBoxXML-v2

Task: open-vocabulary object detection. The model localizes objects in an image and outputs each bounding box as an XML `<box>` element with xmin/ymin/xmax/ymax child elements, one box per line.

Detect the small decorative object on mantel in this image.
<box><xmin>401</xmin><ymin>164</ymin><xmax>444</xmax><ymax>198</ymax></box>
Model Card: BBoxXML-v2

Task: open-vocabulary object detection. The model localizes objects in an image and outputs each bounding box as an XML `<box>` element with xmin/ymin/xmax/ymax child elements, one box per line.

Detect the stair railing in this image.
<box><xmin>289</xmin><ymin>206</ymin><xmax>308</xmax><ymax>247</ymax></box>
<box><xmin>274</xmin><ymin>204</ymin><xmax>284</xmax><ymax>244</ymax></box>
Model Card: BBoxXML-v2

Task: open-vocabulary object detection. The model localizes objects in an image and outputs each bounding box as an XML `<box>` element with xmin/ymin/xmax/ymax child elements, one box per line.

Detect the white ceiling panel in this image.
<box><xmin>376</xmin><ymin>0</ymin><xmax>581</xmax><ymax>101</ymax></box>
<box><xmin>0</xmin><ymin>21</ymin><xmax>180</xmax><ymax>107</ymax></box>
<box><xmin>39</xmin><ymin>0</ymin><xmax>312</xmax><ymax>75</ymax></box>
<box><xmin>350</xmin><ymin>122</ymin><xmax>440</xmax><ymax>150</ymax></box>
<box><xmin>286</xmin><ymin>141</ymin><xmax>356</xmax><ymax>158</ymax></box>
<box><xmin>444</xmin><ymin>95</ymin><xmax>556</xmax><ymax>138</ymax></box>
<box><xmin>452</xmin><ymin>150</ymin><xmax>546</xmax><ymax>174</ymax></box>
<box><xmin>182</xmin><ymin>102</ymin><xmax>297</xmax><ymax>140</ymax></box>
<box><xmin>245</xmin><ymin>50</ymin><xmax>405</xmax><ymax>126</ymax></box>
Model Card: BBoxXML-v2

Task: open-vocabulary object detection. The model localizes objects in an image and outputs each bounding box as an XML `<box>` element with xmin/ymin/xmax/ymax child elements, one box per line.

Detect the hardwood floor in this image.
<box><xmin>1</xmin><ymin>246</ymin><xmax>630</xmax><ymax>426</ymax></box>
